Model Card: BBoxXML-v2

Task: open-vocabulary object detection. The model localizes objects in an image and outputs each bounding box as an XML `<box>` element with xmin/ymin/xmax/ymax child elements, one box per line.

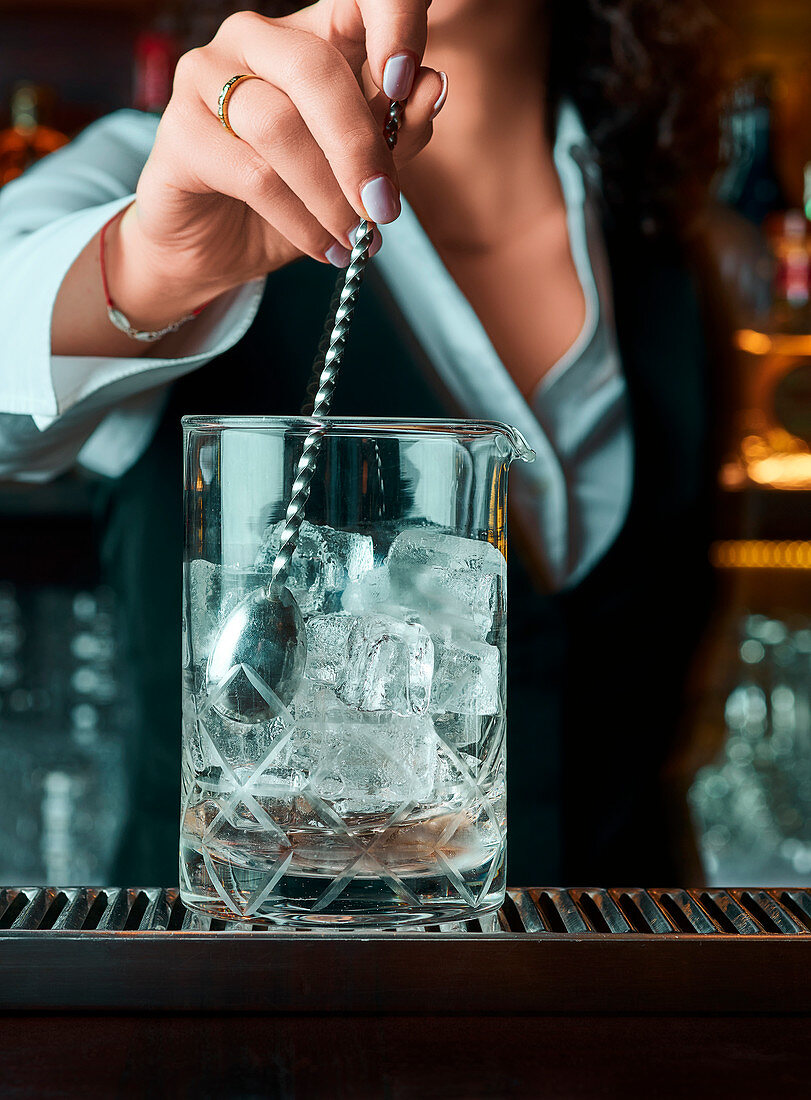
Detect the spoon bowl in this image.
<box><xmin>206</xmin><ymin>583</ymin><xmax>305</xmax><ymax>722</ymax></box>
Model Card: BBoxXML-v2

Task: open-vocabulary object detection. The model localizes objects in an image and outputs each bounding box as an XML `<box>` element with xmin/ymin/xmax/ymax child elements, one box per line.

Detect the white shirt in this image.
<box><xmin>0</xmin><ymin>106</ymin><xmax>631</xmax><ymax>590</ymax></box>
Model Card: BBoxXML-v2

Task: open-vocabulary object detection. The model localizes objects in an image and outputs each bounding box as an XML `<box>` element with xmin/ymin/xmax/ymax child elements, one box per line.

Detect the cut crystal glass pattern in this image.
<box><xmin>181</xmin><ymin>650</ymin><xmax>505</xmax><ymax>923</ymax></box>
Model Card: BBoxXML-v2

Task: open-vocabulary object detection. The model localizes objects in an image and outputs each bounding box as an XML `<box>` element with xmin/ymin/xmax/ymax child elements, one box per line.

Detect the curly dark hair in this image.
<box><xmin>194</xmin><ymin>1</ymin><xmax>724</xmax><ymax>237</ymax></box>
<box><xmin>549</xmin><ymin>0</ymin><xmax>724</xmax><ymax>236</ymax></box>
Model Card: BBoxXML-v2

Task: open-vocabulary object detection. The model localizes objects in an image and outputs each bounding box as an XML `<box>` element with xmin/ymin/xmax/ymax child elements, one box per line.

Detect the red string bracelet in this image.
<box><xmin>100</xmin><ymin>204</ymin><xmax>210</xmax><ymax>342</ymax></box>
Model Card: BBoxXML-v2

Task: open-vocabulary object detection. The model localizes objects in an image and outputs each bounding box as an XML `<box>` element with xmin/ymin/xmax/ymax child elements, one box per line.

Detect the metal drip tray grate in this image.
<box><xmin>3</xmin><ymin>886</ymin><xmax>811</xmax><ymax>1014</ymax></box>
<box><xmin>2</xmin><ymin>885</ymin><xmax>811</xmax><ymax>935</ymax></box>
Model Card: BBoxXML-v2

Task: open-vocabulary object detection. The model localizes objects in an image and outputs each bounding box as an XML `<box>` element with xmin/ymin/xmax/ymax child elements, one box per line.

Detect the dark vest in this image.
<box><xmin>97</xmin><ymin>226</ymin><xmax>714</xmax><ymax>888</ymax></box>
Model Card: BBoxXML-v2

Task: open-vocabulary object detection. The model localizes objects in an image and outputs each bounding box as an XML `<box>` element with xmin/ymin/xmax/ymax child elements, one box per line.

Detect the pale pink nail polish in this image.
<box><xmin>383</xmin><ymin>52</ymin><xmax>416</xmax><ymax>101</ymax></box>
<box><xmin>346</xmin><ymin>220</ymin><xmax>363</xmax><ymax>248</ymax></box>
<box><xmin>430</xmin><ymin>72</ymin><xmax>448</xmax><ymax>121</ymax></box>
<box><xmin>325</xmin><ymin>242</ymin><xmax>351</xmax><ymax>268</ymax></box>
<box><xmin>360</xmin><ymin>176</ymin><xmax>400</xmax><ymax>225</ymax></box>
<box><xmin>369</xmin><ymin>227</ymin><xmax>383</xmax><ymax>258</ymax></box>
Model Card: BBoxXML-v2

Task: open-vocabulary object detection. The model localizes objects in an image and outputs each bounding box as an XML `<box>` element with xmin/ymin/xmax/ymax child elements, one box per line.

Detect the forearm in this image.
<box><xmin>52</xmin><ymin>204</ymin><xmax>217</xmax><ymax>358</ymax></box>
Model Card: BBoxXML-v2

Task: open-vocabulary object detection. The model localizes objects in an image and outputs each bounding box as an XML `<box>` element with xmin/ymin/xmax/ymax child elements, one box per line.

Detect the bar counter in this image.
<box><xmin>3</xmin><ymin>885</ymin><xmax>811</xmax><ymax>1097</ymax></box>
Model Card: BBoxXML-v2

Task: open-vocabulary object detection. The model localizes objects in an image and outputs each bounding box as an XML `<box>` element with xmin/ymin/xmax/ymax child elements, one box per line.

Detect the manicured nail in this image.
<box><xmin>360</xmin><ymin>175</ymin><xmax>400</xmax><ymax>225</ymax></box>
<box><xmin>325</xmin><ymin>241</ymin><xmax>351</xmax><ymax>267</ymax></box>
<box><xmin>347</xmin><ymin>219</ymin><xmax>364</xmax><ymax>248</ymax></box>
<box><xmin>429</xmin><ymin>72</ymin><xmax>448</xmax><ymax>121</ymax></box>
<box><xmin>383</xmin><ymin>52</ymin><xmax>416</xmax><ymax>101</ymax></box>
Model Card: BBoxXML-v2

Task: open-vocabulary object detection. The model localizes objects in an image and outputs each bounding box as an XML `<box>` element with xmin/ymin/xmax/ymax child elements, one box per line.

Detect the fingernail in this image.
<box><xmin>429</xmin><ymin>72</ymin><xmax>448</xmax><ymax>121</ymax></box>
<box><xmin>346</xmin><ymin>219</ymin><xmax>363</xmax><ymax>248</ymax></box>
<box><xmin>369</xmin><ymin>226</ymin><xmax>383</xmax><ymax>258</ymax></box>
<box><xmin>383</xmin><ymin>52</ymin><xmax>416</xmax><ymax>101</ymax></box>
<box><xmin>325</xmin><ymin>242</ymin><xmax>351</xmax><ymax>267</ymax></box>
<box><xmin>360</xmin><ymin>175</ymin><xmax>400</xmax><ymax>225</ymax></box>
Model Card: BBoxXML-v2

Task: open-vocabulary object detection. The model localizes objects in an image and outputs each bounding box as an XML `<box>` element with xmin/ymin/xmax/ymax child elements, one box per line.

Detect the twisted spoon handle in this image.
<box><xmin>270</xmin><ymin>220</ymin><xmax>374</xmax><ymax>585</ymax></box>
<box><xmin>302</xmin><ymin>99</ymin><xmax>406</xmax><ymax>417</ymax></box>
<box><xmin>270</xmin><ymin>99</ymin><xmax>404</xmax><ymax>588</ymax></box>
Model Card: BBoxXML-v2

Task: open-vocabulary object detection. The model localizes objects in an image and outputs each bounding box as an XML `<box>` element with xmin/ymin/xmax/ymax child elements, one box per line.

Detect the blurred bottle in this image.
<box><xmin>727</xmin><ymin>209</ymin><xmax>811</xmax><ymax>489</ymax></box>
<box><xmin>708</xmin><ymin>75</ymin><xmax>788</xmax><ymax>336</ymax></box>
<box><xmin>767</xmin><ymin>207</ymin><xmax>811</xmax><ymax>335</ymax></box>
<box><xmin>133</xmin><ymin>11</ymin><xmax>182</xmax><ymax>114</ymax></box>
<box><xmin>720</xmin><ymin>165</ymin><xmax>811</xmax><ymax>489</ymax></box>
<box><xmin>0</xmin><ymin>83</ymin><xmax>68</xmax><ymax>188</ymax></box>
<box><xmin>719</xmin><ymin>73</ymin><xmax>789</xmax><ymax>226</ymax></box>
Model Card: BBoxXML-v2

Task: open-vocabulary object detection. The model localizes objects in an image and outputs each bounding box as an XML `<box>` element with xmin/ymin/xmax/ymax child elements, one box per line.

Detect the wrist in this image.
<box><xmin>105</xmin><ymin>203</ymin><xmax>214</xmax><ymax>333</ymax></box>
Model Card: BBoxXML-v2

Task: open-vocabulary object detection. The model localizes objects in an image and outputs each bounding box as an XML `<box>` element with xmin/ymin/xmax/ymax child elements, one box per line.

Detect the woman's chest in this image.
<box><xmin>436</xmin><ymin>211</ymin><xmax>587</xmax><ymax>400</ymax></box>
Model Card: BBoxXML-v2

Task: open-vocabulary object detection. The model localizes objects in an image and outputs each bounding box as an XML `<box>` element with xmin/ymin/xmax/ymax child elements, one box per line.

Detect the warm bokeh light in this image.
<box><xmin>744</xmin><ymin>452</ymin><xmax>811</xmax><ymax>488</ymax></box>
<box><xmin>735</xmin><ymin>329</ymin><xmax>811</xmax><ymax>357</ymax></box>
<box><xmin>711</xmin><ymin>539</ymin><xmax>811</xmax><ymax>569</ymax></box>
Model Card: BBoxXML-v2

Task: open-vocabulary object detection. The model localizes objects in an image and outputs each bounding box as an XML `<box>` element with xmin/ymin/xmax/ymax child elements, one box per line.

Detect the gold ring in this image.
<box><xmin>217</xmin><ymin>74</ymin><xmax>257</xmax><ymax>137</ymax></box>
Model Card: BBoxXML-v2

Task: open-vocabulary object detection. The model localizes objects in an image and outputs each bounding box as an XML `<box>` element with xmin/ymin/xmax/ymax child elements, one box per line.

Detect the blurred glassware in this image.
<box><xmin>0</xmin><ymin>584</ymin><xmax>133</xmax><ymax>884</ymax></box>
<box><xmin>689</xmin><ymin>613</ymin><xmax>811</xmax><ymax>885</ymax></box>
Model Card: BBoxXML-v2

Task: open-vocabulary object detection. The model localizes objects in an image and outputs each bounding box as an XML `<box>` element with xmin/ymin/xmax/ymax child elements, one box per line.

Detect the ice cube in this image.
<box><xmin>341</xmin><ymin>565</ymin><xmax>426</xmax><ymax>633</ymax></box>
<box><xmin>291</xmin><ymin>677</ymin><xmax>348</xmax><ymax>722</ymax></box>
<box><xmin>196</xmin><ymin>706</ymin><xmax>293</xmax><ymax>774</ymax></box>
<box><xmin>182</xmin><ymin>687</ymin><xmax>205</xmax><ymax>772</ymax></box>
<box><xmin>289</xmin><ymin>680</ymin><xmax>351</xmax><ymax>769</ymax></box>
<box><xmin>386</xmin><ymin>530</ymin><xmax>506</xmax><ymax>639</ymax></box>
<box><xmin>432</xmin><ymin>745</ymin><xmax>489</xmax><ymax>811</ymax></box>
<box><xmin>255</xmin><ymin>520</ymin><xmax>374</xmax><ymax>615</ymax></box>
<box><xmin>432</xmin><ymin>712</ymin><xmax>482</xmax><ymax>748</ymax></box>
<box><xmin>187</xmin><ymin>559</ymin><xmax>222</xmax><ymax>657</ymax></box>
<box><xmin>341</xmin><ymin>566</ymin><xmax>394</xmax><ymax>614</ymax></box>
<box><xmin>336</xmin><ymin>614</ymin><xmax>434</xmax><ymax>716</ymax></box>
<box><xmin>303</xmin><ymin>614</ymin><xmax>355</xmax><ymax>685</ymax></box>
<box><xmin>431</xmin><ymin>636</ymin><xmax>501</xmax><ymax>715</ymax></box>
<box><xmin>187</xmin><ymin>560</ymin><xmax>253</xmax><ymax>664</ymax></box>
<box><xmin>310</xmin><ymin>714</ymin><xmax>438</xmax><ymax>814</ymax></box>
<box><xmin>268</xmin><ymin>681</ymin><xmax>441</xmax><ymax>814</ymax></box>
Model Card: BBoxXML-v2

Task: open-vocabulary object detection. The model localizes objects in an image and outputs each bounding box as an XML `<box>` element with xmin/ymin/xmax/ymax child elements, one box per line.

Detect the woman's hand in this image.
<box><xmin>110</xmin><ymin>0</ymin><xmax>445</xmax><ymax>331</ymax></box>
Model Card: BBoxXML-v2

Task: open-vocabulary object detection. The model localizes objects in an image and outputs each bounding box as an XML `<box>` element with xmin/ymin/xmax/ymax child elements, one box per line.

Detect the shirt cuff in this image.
<box><xmin>0</xmin><ymin>193</ymin><xmax>265</xmax><ymax>424</ymax></box>
<box><xmin>33</xmin><ymin>276</ymin><xmax>265</xmax><ymax>431</ymax></box>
